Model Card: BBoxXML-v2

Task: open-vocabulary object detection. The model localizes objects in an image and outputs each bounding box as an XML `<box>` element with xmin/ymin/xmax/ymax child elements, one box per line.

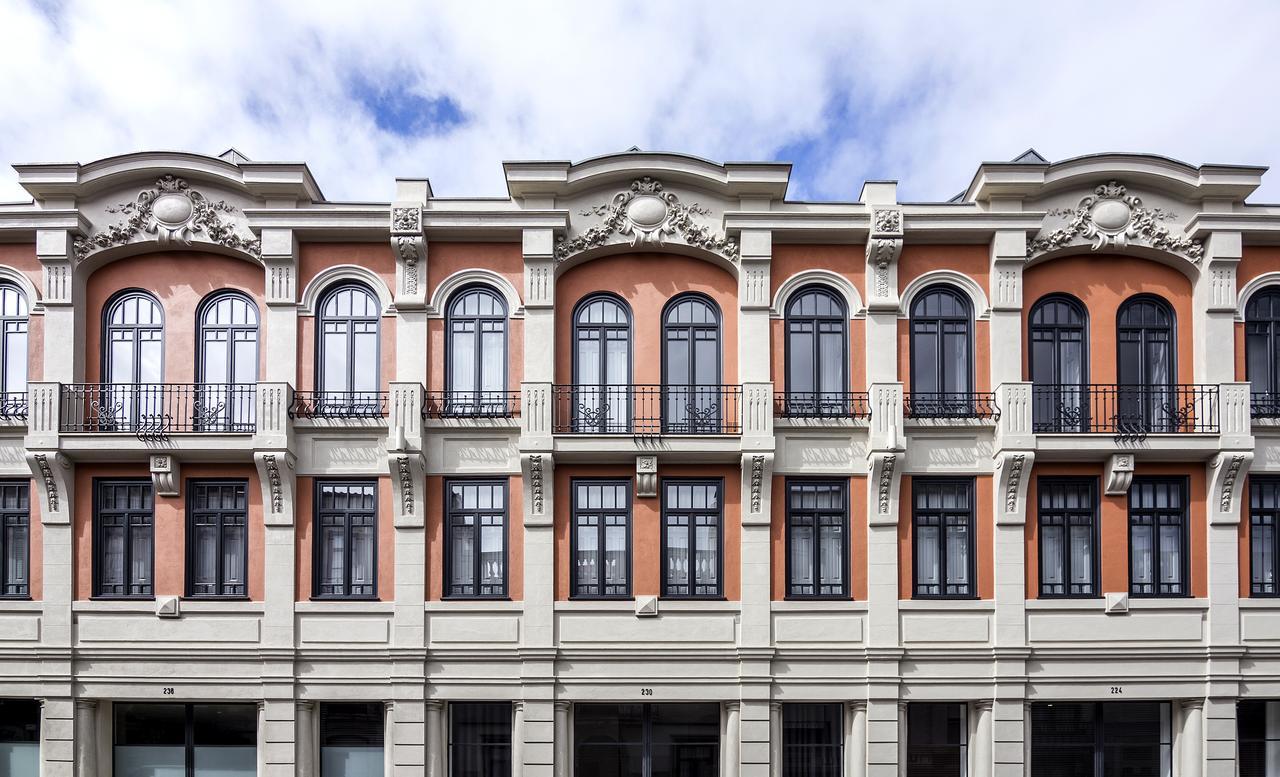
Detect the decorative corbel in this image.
<box><xmin>26</xmin><ymin>451</ymin><xmax>73</xmax><ymax>524</ymax></box>
<box><xmin>994</xmin><ymin>451</ymin><xmax>1034</xmax><ymax>524</ymax></box>
<box><xmin>1208</xmin><ymin>451</ymin><xmax>1252</xmax><ymax>524</ymax></box>
<box><xmin>521</xmin><ymin>453</ymin><xmax>553</xmax><ymax>526</ymax></box>
<box><xmin>636</xmin><ymin>455</ymin><xmax>658</xmax><ymax>498</ymax></box>
<box><xmin>391</xmin><ymin>205</ymin><xmax>427</xmax><ymax>309</ymax></box>
<box><xmin>1104</xmin><ymin>453</ymin><xmax>1135</xmax><ymax>496</ymax></box>
<box><xmin>867</xmin><ymin>451</ymin><xmax>903</xmax><ymax>526</ymax></box>
<box><xmin>866</xmin><ymin>207</ymin><xmax>903</xmax><ymax>311</ymax></box>
<box><xmin>253</xmin><ymin>451</ymin><xmax>296</xmax><ymax>526</ymax></box>
<box><xmin>387</xmin><ymin>450</ymin><xmax>426</xmax><ymax>528</ymax></box>
<box><xmin>742</xmin><ymin>452</ymin><xmax>773</xmax><ymax>525</ymax></box>
<box><xmin>149</xmin><ymin>454</ymin><xmax>180</xmax><ymax>498</ymax></box>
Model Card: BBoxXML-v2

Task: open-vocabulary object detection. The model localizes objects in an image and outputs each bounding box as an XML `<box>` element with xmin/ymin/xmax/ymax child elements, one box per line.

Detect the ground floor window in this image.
<box><xmin>450</xmin><ymin>702</ymin><xmax>512</xmax><ymax>777</ymax></box>
<box><xmin>782</xmin><ymin>703</ymin><xmax>842</xmax><ymax>777</ymax></box>
<box><xmin>113</xmin><ymin>702</ymin><xmax>256</xmax><ymax>777</ymax></box>
<box><xmin>320</xmin><ymin>702</ymin><xmax>384</xmax><ymax>777</ymax></box>
<box><xmin>0</xmin><ymin>699</ymin><xmax>39</xmax><ymax>777</ymax></box>
<box><xmin>574</xmin><ymin>703</ymin><xmax>719</xmax><ymax>777</ymax></box>
<box><xmin>907</xmin><ymin>703</ymin><xmax>967</xmax><ymax>776</ymax></box>
<box><xmin>1030</xmin><ymin>701</ymin><xmax>1171</xmax><ymax>777</ymax></box>
<box><xmin>1240</xmin><ymin>700</ymin><xmax>1280</xmax><ymax>777</ymax></box>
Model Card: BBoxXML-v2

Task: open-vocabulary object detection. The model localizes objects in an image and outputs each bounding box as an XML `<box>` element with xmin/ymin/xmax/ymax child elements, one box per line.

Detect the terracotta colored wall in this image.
<box><xmin>769</xmin><ymin>245</ymin><xmax>867</xmax><ymax>390</ymax></box>
<box><xmin>1021</xmin><ymin>254</ymin><xmax>1195</xmax><ymax>384</ymax></box>
<box><xmin>554</xmin><ymin>254</ymin><xmax>739</xmax><ymax>386</ymax></box>
<box><xmin>553</xmin><ymin>464</ymin><xmax>741</xmax><ymax>600</ymax></box>
<box><xmin>295</xmin><ymin>476</ymin><xmax>395</xmax><ymax>600</ymax></box>
<box><xmin>73</xmin><ymin>464</ymin><xmax>265</xmax><ymax>600</ymax></box>
<box><xmin>1235</xmin><ymin>246</ymin><xmax>1280</xmax><ymax>381</ymax></box>
<box><xmin>0</xmin><ymin>244</ymin><xmax>44</xmax><ymax>382</ymax></box>
<box><xmin>1025</xmin><ymin>463</ymin><xmax>1207</xmax><ymax>598</ymax></box>
<box><xmin>897</xmin><ymin>475</ymin><xmax>994</xmax><ymax>599</ymax></box>
<box><xmin>897</xmin><ymin>245</ymin><xmax>991</xmax><ymax>391</ymax></box>
<box><xmin>425</xmin><ymin>474</ymin><xmax>524</xmax><ymax>601</ymax></box>
<box><xmin>769</xmin><ymin>476</ymin><xmax>868</xmax><ymax>600</ymax></box>
<box><xmin>84</xmin><ymin>251</ymin><xmax>266</xmax><ymax>383</ymax></box>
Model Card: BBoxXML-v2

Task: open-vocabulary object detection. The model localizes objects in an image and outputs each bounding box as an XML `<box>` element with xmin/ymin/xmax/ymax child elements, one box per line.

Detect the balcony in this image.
<box><xmin>424</xmin><ymin>390</ymin><xmax>520</xmax><ymax>419</ymax></box>
<box><xmin>289</xmin><ymin>390</ymin><xmax>388</xmax><ymax>419</ymax></box>
<box><xmin>1031</xmin><ymin>384</ymin><xmax>1219</xmax><ymax>439</ymax></box>
<box><xmin>903</xmin><ymin>392</ymin><xmax>1000</xmax><ymax>421</ymax></box>
<box><xmin>552</xmin><ymin>384</ymin><xmax>742</xmax><ymax>435</ymax></box>
<box><xmin>773</xmin><ymin>391</ymin><xmax>871</xmax><ymax>420</ymax></box>
<box><xmin>1252</xmin><ymin>392</ymin><xmax>1280</xmax><ymax>420</ymax></box>
<box><xmin>60</xmin><ymin>383</ymin><xmax>256</xmax><ymax>438</ymax></box>
<box><xmin>0</xmin><ymin>391</ymin><xmax>26</xmax><ymax>425</ymax></box>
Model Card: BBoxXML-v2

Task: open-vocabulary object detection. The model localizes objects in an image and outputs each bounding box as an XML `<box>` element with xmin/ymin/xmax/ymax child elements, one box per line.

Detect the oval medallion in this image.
<box><xmin>1090</xmin><ymin>199</ymin><xmax>1131</xmax><ymax>231</ymax></box>
<box><xmin>152</xmin><ymin>193</ymin><xmax>194</xmax><ymax>226</ymax></box>
<box><xmin>626</xmin><ymin>195</ymin><xmax>668</xmax><ymax>228</ymax></box>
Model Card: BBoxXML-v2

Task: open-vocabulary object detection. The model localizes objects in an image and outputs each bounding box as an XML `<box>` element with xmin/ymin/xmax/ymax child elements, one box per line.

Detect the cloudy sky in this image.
<box><xmin>3</xmin><ymin>1</ymin><xmax>1280</xmax><ymax>204</ymax></box>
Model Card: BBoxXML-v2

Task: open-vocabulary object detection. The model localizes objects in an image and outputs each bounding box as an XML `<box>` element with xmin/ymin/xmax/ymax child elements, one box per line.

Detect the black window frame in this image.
<box><xmin>661</xmin><ymin>292</ymin><xmax>723</xmax><ymax>434</ymax></box>
<box><xmin>781</xmin><ymin>702</ymin><xmax>843</xmax><ymax>777</ymax></box>
<box><xmin>0</xmin><ymin>282</ymin><xmax>29</xmax><ymax>399</ymax></box>
<box><xmin>1238</xmin><ymin>699</ymin><xmax>1277</xmax><ymax>777</ymax></box>
<box><xmin>571</xmin><ymin>292</ymin><xmax>633</xmax><ymax>434</ymax></box>
<box><xmin>444</xmin><ymin>478</ymin><xmax>509</xmax><ymax>599</ymax></box>
<box><xmin>1028</xmin><ymin>293</ymin><xmax>1089</xmax><ymax>432</ymax></box>
<box><xmin>909</xmin><ymin>284</ymin><xmax>974</xmax><ymax>406</ymax></box>
<box><xmin>911</xmin><ymin>477</ymin><xmax>977</xmax><ymax>600</ymax></box>
<box><xmin>315</xmin><ymin>281</ymin><xmax>381</xmax><ymax>397</ymax></box>
<box><xmin>93</xmin><ymin>478</ymin><xmax>156</xmax><ymax>599</ymax></box>
<box><xmin>112</xmin><ymin>701</ymin><xmax>257</xmax><ymax>777</ymax></box>
<box><xmin>1115</xmin><ymin>294</ymin><xmax>1177</xmax><ymax>432</ymax></box>
<box><xmin>569</xmin><ymin>478</ymin><xmax>632</xmax><ymax>600</ymax></box>
<box><xmin>449</xmin><ymin>701</ymin><xmax>513</xmax><ymax>777</ymax></box>
<box><xmin>194</xmin><ymin>289</ymin><xmax>260</xmax><ymax>385</ymax></box>
<box><xmin>0</xmin><ymin>479</ymin><xmax>30</xmax><ymax>599</ymax></box>
<box><xmin>318</xmin><ymin>701</ymin><xmax>385</xmax><ymax>777</ymax></box>
<box><xmin>102</xmin><ymin>288</ymin><xmax>166</xmax><ymax>384</ymax></box>
<box><xmin>1127</xmin><ymin>476</ymin><xmax>1190</xmax><ymax>598</ymax></box>
<box><xmin>1250</xmin><ymin>477</ymin><xmax>1280</xmax><ymax>597</ymax></box>
<box><xmin>1246</xmin><ymin>288</ymin><xmax>1280</xmax><ymax>402</ymax></box>
<box><xmin>1036</xmin><ymin>477</ymin><xmax>1100</xmax><ymax>599</ymax></box>
<box><xmin>906</xmin><ymin>702</ymin><xmax>968</xmax><ymax>777</ymax></box>
<box><xmin>659</xmin><ymin>478</ymin><xmax>725</xmax><ymax>599</ymax></box>
<box><xmin>784</xmin><ymin>285</ymin><xmax>849</xmax><ymax>412</ymax></box>
<box><xmin>1030</xmin><ymin>701</ymin><xmax>1172</xmax><ymax>777</ymax></box>
<box><xmin>573</xmin><ymin>703</ymin><xmax>720</xmax><ymax>777</ymax></box>
<box><xmin>784</xmin><ymin>478</ymin><xmax>851</xmax><ymax>600</ymax></box>
<box><xmin>185</xmin><ymin>478</ymin><xmax>250</xmax><ymax>599</ymax></box>
<box><xmin>445</xmin><ymin>285</ymin><xmax>509</xmax><ymax>407</ymax></box>
<box><xmin>311</xmin><ymin>479</ymin><xmax>379</xmax><ymax>601</ymax></box>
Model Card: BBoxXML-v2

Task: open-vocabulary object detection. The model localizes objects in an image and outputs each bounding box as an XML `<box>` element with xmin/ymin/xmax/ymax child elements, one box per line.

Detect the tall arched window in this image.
<box><xmin>446</xmin><ymin>286</ymin><xmax>507</xmax><ymax>415</ymax></box>
<box><xmin>104</xmin><ymin>291</ymin><xmax>164</xmax><ymax>427</ymax></box>
<box><xmin>0</xmin><ymin>284</ymin><xmax>28</xmax><ymax>416</ymax></box>
<box><xmin>663</xmin><ymin>294</ymin><xmax>721</xmax><ymax>433</ymax></box>
<box><xmin>1247</xmin><ymin>289</ymin><xmax>1280</xmax><ymax>415</ymax></box>
<box><xmin>784</xmin><ymin>286</ymin><xmax>848</xmax><ymax>416</ymax></box>
<box><xmin>197</xmin><ymin>291</ymin><xmax>258</xmax><ymax>431</ymax></box>
<box><xmin>573</xmin><ymin>294</ymin><xmax>631</xmax><ymax>433</ymax></box>
<box><xmin>909</xmin><ymin>285</ymin><xmax>972</xmax><ymax>416</ymax></box>
<box><xmin>1117</xmin><ymin>295</ymin><xmax>1175</xmax><ymax>432</ymax></box>
<box><xmin>1029</xmin><ymin>294</ymin><xmax>1088</xmax><ymax>432</ymax></box>
<box><xmin>317</xmin><ymin>283</ymin><xmax>380</xmax><ymax>413</ymax></box>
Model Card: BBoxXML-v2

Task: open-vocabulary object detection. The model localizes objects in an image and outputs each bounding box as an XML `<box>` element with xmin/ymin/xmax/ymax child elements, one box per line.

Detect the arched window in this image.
<box><xmin>1029</xmin><ymin>295</ymin><xmax>1088</xmax><ymax>432</ymax></box>
<box><xmin>784</xmin><ymin>286</ymin><xmax>848</xmax><ymax>416</ymax></box>
<box><xmin>104</xmin><ymin>291</ymin><xmax>164</xmax><ymax>427</ymax></box>
<box><xmin>1116</xmin><ymin>295</ymin><xmax>1175</xmax><ymax>432</ymax></box>
<box><xmin>909</xmin><ymin>285</ymin><xmax>972</xmax><ymax>416</ymax></box>
<box><xmin>573</xmin><ymin>294</ymin><xmax>631</xmax><ymax>433</ymax></box>
<box><xmin>197</xmin><ymin>291</ymin><xmax>259</xmax><ymax>431</ymax></box>
<box><xmin>663</xmin><ymin>294</ymin><xmax>721</xmax><ymax>433</ymax></box>
<box><xmin>1246</xmin><ymin>289</ymin><xmax>1280</xmax><ymax>414</ymax></box>
<box><xmin>0</xmin><ymin>284</ymin><xmax>28</xmax><ymax>415</ymax></box>
<box><xmin>446</xmin><ymin>286</ymin><xmax>507</xmax><ymax>415</ymax></box>
<box><xmin>317</xmin><ymin>283</ymin><xmax>380</xmax><ymax>412</ymax></box>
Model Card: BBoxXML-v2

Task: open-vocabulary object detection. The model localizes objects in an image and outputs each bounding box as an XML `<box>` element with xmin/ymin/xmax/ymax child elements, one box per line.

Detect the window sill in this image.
<box><xmin>1241</xmin><ymin>598</ymin><xmax>1280</xmax><ymax>609</ymax></box>
<box><xmin>897</xmin><ymin>599</ymin><xmax>992</xmax><ymax>611</ymax></box>
<box><xmin>296</xmin><ymin>600</ymin><xmax>393</xmax><ymax>614</ymax></box>
<box><xmin>554</xmin><ymin>600</ymin><xmax>741</xmax><ymax>613</ymax></box>
<box><xmin>426</xmin><ymin>600</ymin><xmax>524</xmax><ymax>612</ymax></box>
<box><xmin>0</xmin><ymin>599</ymin><xmax>41</xmax><ymax>611</ymax></box>
<box><xmin>1026</xmin><ymin>598</ymin><xmax>1209</xmax><ymax>611</ymax></box>
<box><xmin>772</xmin><ymin>599</ymin><xmax>867</xmax><ymax>612</ymax></box>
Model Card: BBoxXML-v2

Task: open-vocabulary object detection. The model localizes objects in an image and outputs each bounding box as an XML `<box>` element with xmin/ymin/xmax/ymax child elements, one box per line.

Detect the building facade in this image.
<box><xmin>0</xmin><ymin>148</ymin><xmax>1277</xmax><ymax>777</ymax></box>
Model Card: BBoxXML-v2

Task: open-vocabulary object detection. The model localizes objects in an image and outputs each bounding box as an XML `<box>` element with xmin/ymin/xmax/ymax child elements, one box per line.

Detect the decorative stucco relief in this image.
<box><xmin>74</xmin><ymin>175</ymin><xmax>261</xmax><ymax>261</ymax></box>
<box><xmin>1028</xmin><ymin>180</ymin><xmax>1204</xmax><ymax>263</ymax></box>
<box><xmin>555</xmin><ymin>177</ymin><xmax>738</xmax><ymax>263</ymax></box>
<box><xmin>396</xmin><ymin>455</ymin><xmax>414</xmax><ymax>514</ymax></box>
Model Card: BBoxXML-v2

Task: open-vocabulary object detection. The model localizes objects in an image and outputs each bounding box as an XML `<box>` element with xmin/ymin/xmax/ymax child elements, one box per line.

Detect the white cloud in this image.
<box><xmin>2</xmin><ymin>0</ymin><xmax>1279</xmax><ymax>204</ymax></box>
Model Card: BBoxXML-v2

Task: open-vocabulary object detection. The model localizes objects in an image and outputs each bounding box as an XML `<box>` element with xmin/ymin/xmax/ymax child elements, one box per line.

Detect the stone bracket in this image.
<box><xmin>865</xmin><ymin>238</ymin><xmax>902</xmax><ymax>312</ymax></box>
<box><xmin>1208</xmin><ymin>451</ymin><xmax>1252</xmax><ymax>525</ymax></box>
<box><xmin>389</xmin><ymin>450</ymin><xmax>426</xmax><ymax>528</ymax></box>
<box><xmin>636</xmin><ymin>455</ymin><xmax>657</xmax><ymax>498</ymax></box>
<box><xmin>1104</xmin><ymin>453</ymin><xmax>1134</xmax><ymax>496</ymax></box>
<box><xmin>742</xmin><ymin>452</ymin><xmax>773</xmax><ymax>526</ymax></box>
<box><xmin>994</xmin><ymin>451</ymin><xmax>1034</xmax><ymax>525</ymax></box>
<box><xmin>254</xmin><ymin>451</ymin><xmax>296</xmax><ymax>526</ymax></box>
<box><xmin>149</xmin><ymin>454</ymin><xmax>180</xmax><ymax>498</ymax></box>
<box><xmin>521</xmin><ymin>453</ymin><xmax>553</xmax><ymax>527</ymax></box>
<box><xmin>867</xmin><ymin>450</ymin><xmax>903</xmax><ymax>526</ymax></box>
<box><xmin>391</xmin><ymin>204</ymin><xmax>427</xmax><ymax>309</ymax></box>
<box><xmin>27</xmin><ymin>450</ymin><xmax>73</xmax><ymax>525</ymax></box>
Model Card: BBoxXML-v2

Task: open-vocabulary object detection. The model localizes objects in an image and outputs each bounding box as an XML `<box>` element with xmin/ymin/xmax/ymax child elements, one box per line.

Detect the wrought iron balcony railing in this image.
<box><xmin>1252</xmin><ymin>392</ymin><xmax>1280</xmax><ymax>419</ymax></box>
<box><xmin>773</xmin><ymin>391</ymin><xmax>871</xmax><ymax>420</ymax></box>
<box><xmin>289</xmin><ymin>390</ymin><xmax>388</xmax><ymax>419</ymax></box>
<box><xmin>1032</xmin><ymin>384</ymin><xmax>1219</xmax><ymax>438</ymax></box>
<box><xmin>0</xmin><ymin>391</ymin><xmax>27</xmax><ymax>422</ymax></box>
<box><xmin>424</xmin><ymin>391</ymin><xmax>520</xmax><ymax>419</ymax></box>
<box><xmin>553</xmin><ymin>384</ymin><xmax>742</xmax><ymax>436</ymax></box>
<box><xmin>903</xmin><ymin>392</ymin><xmax>1000</xmax><ymax>420</ymax></box>
<box><xmin>61</xmin><ymin>383</ymin><xmax>256</xmax><ymax>438</ymax></box>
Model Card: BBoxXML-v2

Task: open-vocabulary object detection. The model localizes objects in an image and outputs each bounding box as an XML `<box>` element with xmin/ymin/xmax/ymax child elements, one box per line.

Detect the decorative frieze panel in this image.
<box><xmin>868</xmin><ymin>451</ymin><xmax>901</xmax><ymax>526</ymax></box>
<box><xmin>388</xmin><ymin>451</ymin><xmax>425</xmax><ymax>527</ymax></box>
<box><xmin>742</xmin><ymin>452</ymin><xmax>773</xmax><ymax>526</ymax></box>
<box><xmin>1029</xmin><ymin>180</ymin><xmax>1204</xmax><ymax>263</ymax></box>
<box><xmin>521</xmin><ymin>453</ymin><xmax>553</xmax><ymax>527</ymax></box>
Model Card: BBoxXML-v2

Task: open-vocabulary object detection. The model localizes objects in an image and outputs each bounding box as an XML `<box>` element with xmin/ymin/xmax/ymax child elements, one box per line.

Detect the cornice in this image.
<box><xmin>0</xmin><ymin>208</ymin><xmax>91</xmax><ymax>236</ymax></box>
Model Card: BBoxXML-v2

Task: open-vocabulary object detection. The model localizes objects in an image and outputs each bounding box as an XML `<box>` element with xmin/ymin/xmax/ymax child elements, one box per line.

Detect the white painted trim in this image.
<box><xmin>297</xmin><ymin>264</ymin><xmax>394</xmax><ymax>315</ymax></box>
<box><xmin>898</xmin><ymin>269</ymin><xmax>991</xmax><ymax>319</ymax></box>
<box><xmin>1237</xmin><ymin>271</ymin><xmax>1280</xmax><ymax>321</ymax></box>
<box><xmin>770</xmin><ymin>269</ymin><xmax>865</xmax><ymax>318</ymax></box>
<box><xmin>0</xmin><ymin>265</ymin><xmax>42</xmax><ymax>313</ymax></box>
<box><xmin>426</xmin><ymin>268</ymin><xmax>524</xmax><ymax>318</ymax></box>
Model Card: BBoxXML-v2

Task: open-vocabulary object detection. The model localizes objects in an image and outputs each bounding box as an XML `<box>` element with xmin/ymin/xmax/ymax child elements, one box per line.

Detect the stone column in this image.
<box><xmin>73</xmin><ymin>700</ymin><xmax>96</xmax><ymax>777</ymax></box>
<box><xmin>426</xmin><ymin>700</ymin><xmax>445</xmax><ymax>777</ymax></box>
<box><xmin>846</xmin><ymin>701</ymin><xmax>868</xmax><ymax>777</ymax></box>
<box><xmin>723</xmin><ymin>702</ymin><xmax>741</xmax><ymax>777</ymax></box>
<box><xmin>896</xmin><ymin>702</ymin><xmax>908</xmax><ymax>777</ymax></box>
<box><xmin>769</xmin><ymin>703</ymin><xmax>782</xmax><ymax>776</ymax></box>
<box><xmin>295</xmin><ymin>701</ymin><xmax>316</xmax><ymax>777</ymax></box>
<box><xmin>1181</xmin><ymin>700</ymin><xmax>1204</xmax><ymax>777</ymax></box>
<box><xmin>970</xmin><ymin>701</ymin><xmax>993</xmax><ymax>777</ymax></box>
<box><xmin>554</xmin><ymin>702</ymin><xmax>571</xmax><ymax>777</ymax></box>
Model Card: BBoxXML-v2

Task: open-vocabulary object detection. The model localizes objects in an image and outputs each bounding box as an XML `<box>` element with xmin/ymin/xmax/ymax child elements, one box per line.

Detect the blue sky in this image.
<box><xmin>3</xmin><ymin>1</ymin><xmax>1280</xmax><ymax>203</ymax></box>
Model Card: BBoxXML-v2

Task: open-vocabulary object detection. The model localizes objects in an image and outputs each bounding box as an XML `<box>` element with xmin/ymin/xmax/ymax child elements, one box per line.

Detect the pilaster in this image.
<box><xmin>36</xmin><ymin>228</ymin><xmax>81</xmax><ymax>383</ymax></box>
<box><xmin>260</xmin><ymin>227</ymin><xmax>300</xmax><ymax>384</ymax></box>
<box><xmin>1195</xmin><ymin>231</ymin><xmax>1241</xmax><ymax>385</ymax></box>
<box><xmin>989</xmin><ymin>230</ymin><xmax>1026</xmax><ymax>386</ymax></box>
<box><xmin>391</xmin><ymin>196</ymin><xmax>428</xmax><ymax>383</ymax></box>
<box><xmin>864</xmin><ymin>190</ymin><xmax>902</xmax><ymax>386</ymax></box>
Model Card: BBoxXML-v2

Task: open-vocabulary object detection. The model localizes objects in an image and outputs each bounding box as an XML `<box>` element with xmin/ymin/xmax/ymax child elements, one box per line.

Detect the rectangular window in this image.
<box><xmin>446</xmin><ymin>480</ymin><xmax>508</xmax><ymax>598</ymax></box>
<box><xmin>1239</xmin><ymin>700</ymin><xmax>1280</xmax><ymax>777</ymax></box>
<box><xmin>0</xmin><ymin>699</ymin><xmax>40</xmax><ymax>776</ymax></box>
<box><xmin>781</xmin><ymin>703</ymin><xmax>842</xmax><ymax>777</ymax></box>
<box><xmin>313</xmin><ymin>481</ymin><xmax>378</xmax><ymax>599</ymax></box>
<box><xmin>186</xmin><ymin>479</ymin><xmax>249</xmax><ymax>598</ymax></box>
<box><xmin>574</xmin><ymin>703</ymin><xmax>719</xmax><ymax>777</ymax></box>
<box><xmin>786</xmin><ymin>480</ymin><xmax>849</xmax><ymax>598</ymax></box>
<box><xmin>662</xmin><ymin>480</ymin><xmax>722</xmax><ymax>598</ymax></box>
<box><xmin>95</xmin><ymin>479</ymin><xmax>155</xmax><ymax>598</ymax></box>
<box><xmin>113</xmin><ymin>702</ymin><xmax>257</xmax><ymax>777</ymax></box>
<box><xmin>450</xmin><ymin>702</ymin><xmax>512</xmax><ymax>777</ymax></box>
<box><xmin>913</xmin><ymin>478</ymin><xmax>975</xmax><ymax>598</ymax></box>
<box><xmin>1037</xmin><ymin>478</ymin><xmax>1098</xmax><ymax>598</ymax></box>
<box><xmin>319</xmin><ymin>703</ymin><xmax>384</xmax><ymax>777</ymax></box>
<box><xmin>1251</xmin><ymin>479</ymin><xmax>1280</xmax><ymax>597</ymax></box>
<box><xmin>1128</xmin><ymin>478</ymin><xmax>1188</xmax><ymax>597</ymax></box>
<box><xmin>906</xmin><ymin>703</ymin><xmax>967</xmax><ymax>777</ymax></box>
<box><xmin>0</xmin><ymin>481</ymin><xmax>29</xmax><ymax>598</ymax></box>
<box><xmin>1030</xmin><ymin>702</ymin><xmax>1171</xmax><ymax>777</ymax></box>
<box><xmin>571</xmin><ymin>480</ymin><xmax>631</xmax><ymax>598</ymax></box>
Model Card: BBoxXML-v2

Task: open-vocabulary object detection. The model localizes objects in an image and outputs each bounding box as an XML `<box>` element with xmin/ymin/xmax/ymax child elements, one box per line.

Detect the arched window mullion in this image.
<box><xmin>102</xmin><ymin>291</ymin><xmax>164</xmax><ymax>430</ymax></box>
<box><xmin>196</xmin><ymin>291</ymin><xmax>259</xmax><ymax>432</ymax></box>
<box><xmin>0</xmin><ymin>284</ymin><xmax>29</xmax><ymax>415</ymax></box>
<box><xmin>1116</xmin><ymin>295</ymin><xmax>1176</xmax><ymax>433</ymax></box>
<box><xmin>662</xmin><ymin>294</ymin><xmax>722</xmax><ymax>434</ymax></box>
<box><xmin>1246</xmin><ymin>289</ymin><xmax>1280</xmax><ymax>417</ymax></box>
<box><xmin>572</xmin><ymin>294</ymin><xmax>632</xmax><ymax>433</ymax></box>
<box><xmin>317</xmin><ymin>283</ymin><xmax>381</xmax><ymax>417</ymax></box>
<box><xmin>784</xmin><ymin>286</ymin><xmax>848</xmax><ymax>417</ymax></box>
<box><xmin>908</xmin><ymin>285</ymin><xmax>973</xmax><ymax>418</ymax></box>
<box><xmin>446</xmin><ymin>286</ymin><xmax>508</xmax><ymax>417</ymax></box>
<box><xmin>1029</xmin><ymin>295</ymin><xmax>1089</xmax><ymax>432</ymax></box>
